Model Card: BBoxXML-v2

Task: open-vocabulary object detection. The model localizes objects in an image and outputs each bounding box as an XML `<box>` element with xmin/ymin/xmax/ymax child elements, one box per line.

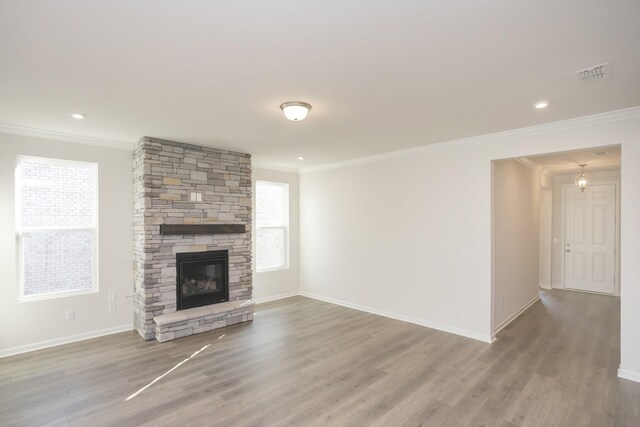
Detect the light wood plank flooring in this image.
<box><xmin>1</xmin><ymin>290</ymin><xmax>638</xmax><ymax>426</ymax></box>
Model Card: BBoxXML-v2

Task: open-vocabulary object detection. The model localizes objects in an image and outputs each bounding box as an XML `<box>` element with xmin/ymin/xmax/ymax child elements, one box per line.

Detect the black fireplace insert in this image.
<box><xmin>176</xmin><ymin>250</ymin><xmax>229</xmax><ymax>310</ymax></box>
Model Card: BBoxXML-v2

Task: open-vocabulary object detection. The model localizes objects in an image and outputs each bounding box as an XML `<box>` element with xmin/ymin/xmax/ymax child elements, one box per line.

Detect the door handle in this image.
<box><xmin>566</xmin><ymin>249</ymin><xmax>570</xmax><ymax>253</ymax></box>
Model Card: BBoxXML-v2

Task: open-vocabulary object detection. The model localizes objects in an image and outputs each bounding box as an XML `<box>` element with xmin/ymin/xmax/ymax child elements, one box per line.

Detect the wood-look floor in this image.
<box><xmin>1</xmin><ymin>290</ymin><xmax>639</xmax><ymax>426</ymax></box>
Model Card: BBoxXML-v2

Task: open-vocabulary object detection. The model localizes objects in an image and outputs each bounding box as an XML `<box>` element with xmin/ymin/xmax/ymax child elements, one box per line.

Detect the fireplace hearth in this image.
<box><xmin>176</xmin><ymin>250</ymin><xmax>229</xmax><ymax>310</ymax></box>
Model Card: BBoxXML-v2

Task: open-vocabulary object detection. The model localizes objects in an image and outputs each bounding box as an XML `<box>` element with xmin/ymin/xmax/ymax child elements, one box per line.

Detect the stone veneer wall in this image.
<box><xmin>133</xmin><ymin>137</ymin><xmax>252</xmax><ymax>340</ymax></box>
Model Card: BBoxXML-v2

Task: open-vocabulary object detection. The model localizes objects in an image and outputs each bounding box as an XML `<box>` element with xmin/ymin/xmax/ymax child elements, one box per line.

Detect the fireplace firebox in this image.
<box><xmin>176</xmin><ymin>250</ymin><xmax>229</xmax><ymax>310</ymax></box>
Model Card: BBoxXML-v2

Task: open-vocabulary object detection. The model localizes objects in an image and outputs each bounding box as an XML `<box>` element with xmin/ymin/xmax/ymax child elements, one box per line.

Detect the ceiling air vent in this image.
<box><xmin>575</xmin><ymin>63</ymin><xmax>610</xmax><ymax>83</ymax></box>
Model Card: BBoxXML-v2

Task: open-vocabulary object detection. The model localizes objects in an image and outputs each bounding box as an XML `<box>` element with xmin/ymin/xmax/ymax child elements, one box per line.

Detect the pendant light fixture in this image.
<box><xmin>280</xmin><ymin>102</ymin><xmax>311</xmax><ymax>121</ymax></box>
<box><xmin>575</xmin><ymin>164</ymin><xmax>588</xmax><ymax>192</ymax></box>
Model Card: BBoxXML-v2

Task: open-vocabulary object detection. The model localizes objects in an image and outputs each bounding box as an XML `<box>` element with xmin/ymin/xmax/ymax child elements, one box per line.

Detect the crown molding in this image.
<box><xmin>300</xmin><ymin>106</ymin><xmax>640</xmax><ymax>174</ymax></box>
<box><xmin>0</xmin><ymin>123</ymin><xmax>135</xmax><ymax>150</ymax></box>
<box><xmin>515</xmin><ymin>157</ymin><xmax>542</xmax><ymax>172</ymax></box>
<box><xmin>251</xmin><ymin>160</ymin><xmax>299</xmax><ymax>174</ymax></box>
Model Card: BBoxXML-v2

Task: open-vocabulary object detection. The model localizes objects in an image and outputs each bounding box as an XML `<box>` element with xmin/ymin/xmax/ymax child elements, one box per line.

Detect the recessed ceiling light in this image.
<box><xmin>70</xmin><ymin>112</ymin><xmax>86</xmax><ymax>120</ymax></box>
<box><xmin>534</xmin><ymin>101</ymin><xmax>549</xmax><ymax>109</ymax></box>
<box><xmin>280</xmin><ymin>102</ymin><xmax>311</xmax><ymax>121</ymax></box>
<box><xmin>297</xmin><ymin>156</ymin><xmax>304</xmax><ymax>161</ymax></box>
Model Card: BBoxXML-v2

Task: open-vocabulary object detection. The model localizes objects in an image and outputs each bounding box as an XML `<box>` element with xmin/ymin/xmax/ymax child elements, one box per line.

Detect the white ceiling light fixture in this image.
<box><xmin>70</xmin><ymin>112</ymin><xmax>86</xmax><ymax>120</ymax></box>
<box><xmin>280</xmin><ymin>102</ymin><xmax>311</xmax><ymax>121</ymax></box>
<box><xmin>575</xmin><ymin>164</ymin><xmax>588</xmax><ymax>192</ymax></box>
<box><xmin>534</xmin><ymin>101</ymin><xmax>549</xmax><ymax>109</ymax></box>
<box><xmin>297</xmin><ymin>156</ymin><xmax>304</xmax><ymax>160</ymax></box>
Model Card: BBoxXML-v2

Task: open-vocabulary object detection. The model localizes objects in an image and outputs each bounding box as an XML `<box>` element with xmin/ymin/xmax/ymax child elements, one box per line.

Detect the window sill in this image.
<box><xmin>19</xmin><ymin>287</ymin><xmax>99</xmax><ymax>303</ymax></box>
<box><xmin>256</xmin><ymin>266</ymin><xmax>289</xmax><ymax>274</ymax></box>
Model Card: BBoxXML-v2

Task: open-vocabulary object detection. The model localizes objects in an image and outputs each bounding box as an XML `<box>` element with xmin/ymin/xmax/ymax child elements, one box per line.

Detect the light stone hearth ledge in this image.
<box><xmin>154</xmin><ymin>299</ymin><xmax>254</xmax><ymax>343</ymax></box>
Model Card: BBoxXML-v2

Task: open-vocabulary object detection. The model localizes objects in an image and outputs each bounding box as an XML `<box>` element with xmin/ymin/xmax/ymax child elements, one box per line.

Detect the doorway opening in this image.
<box><xmin>491</xmin><ymin>145</ymin><xmax>621</xmax><ymax>337</ymax></box>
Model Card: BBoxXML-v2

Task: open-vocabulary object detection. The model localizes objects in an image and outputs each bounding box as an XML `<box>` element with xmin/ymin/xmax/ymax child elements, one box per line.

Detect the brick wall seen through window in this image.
<box><xmin>16</xmin><ymin>156</ymin><xmax>98</xmax><ymax>300</ymax></box>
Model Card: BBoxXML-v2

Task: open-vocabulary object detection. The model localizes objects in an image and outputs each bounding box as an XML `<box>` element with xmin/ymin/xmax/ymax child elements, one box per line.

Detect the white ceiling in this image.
<box><xmin>1</xmin><ymin>1</ymin><xmax>639</xmax><ymax>169</ymax></box>
<box><xmin>524</xmin><ymin>145</ymin><xmax>621</xmax><ymax>176</ymax></box>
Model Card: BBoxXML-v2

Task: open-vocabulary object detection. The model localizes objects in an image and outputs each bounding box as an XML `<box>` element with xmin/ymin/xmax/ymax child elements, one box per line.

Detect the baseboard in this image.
<box><xmin>493</xmin><ymin>294</ymin><xmax>541</xmax><ymax>338</ymax></box>
<box><xmin>253</xmin><ymin>292</ymin><xmax>299</xmax><ymax>304</ymax></box>
<box><xmin>0</xmin><ymin>324</ymin><xmax>133</xmax><ymax>358</ymax></box>
<box><xmin>298</xmin><ymin>291</ymin><xmax>492</xmax><ymax>343</ymax></box>
<box><xmin>618</xmin><ymin>368</ymin><xmax>640</xmax><ymax>383</ymax></box>
<box><xmin>539</xmin><ymin>283</ymin><xmax>552</xmax><ymax>290</ymax></box>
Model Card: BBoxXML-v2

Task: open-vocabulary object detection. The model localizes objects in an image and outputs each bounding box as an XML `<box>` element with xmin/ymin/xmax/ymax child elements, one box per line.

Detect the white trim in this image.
<box><xmin>0</xmin><ymin>123</ymin><xmax>134</xmax><ymax>150</ymax></box>
<box><xmin>2</xmin><ymin>107</ymin><xmax>638</xmax><ymax>173</ymax></box>
<box><xmin>299</xmin><ymin>291</ymin><xmax>493</xmax><ymax>343</ymax></box>
<box><xmin>252</xmin><ymin>161</ymin><xmax>299</xmax><ymax>174</ymax></box>
<box><xmin>0</xmin><ymin>324</ymin><xmax>133</xmax><ymax>358</ymax></box>
<box><xmin>493</xmin><ymin>294</ymin><xmax>541</xmax><ymax>337</ymax></box>
<box><xmin>253</xmin><ymin>292</ymin><xmax>299</xmax><ymax>304</ymax></box>
<box><xmin>539</xmin><ymin>283</ymin><xmax>552</xmax><ymax>290</ymax></box>
<box><xmin>515</xmin><ymin>157</ymin><xmax>542</xmax><ymax>172</ymax></box>
<box><xmin>300</xmin><ymin>107</ymin><xmax>640</xmax><ymax>174</ymax></box>
<box><xmin>618</xmin><ymin>368</ymin><xmax>640</xmax><ymax>383</ymax></box>
<box><xmin>256</xmin><ymin>264</ymin><xmax>289</xmax><ymax>273</ymax></box>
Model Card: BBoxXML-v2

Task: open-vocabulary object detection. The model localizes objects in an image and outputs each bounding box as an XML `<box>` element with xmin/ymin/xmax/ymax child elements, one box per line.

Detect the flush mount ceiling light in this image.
<box><xmin>280</xmin><ymin>102</ymin><xmax>311</xmax><ymax>121</ymax></box>
<box><xmin>297</xmin><ymin>156</ymin><xmax>305</xmax><ymax>160</ymax></box>
<box><xmin>534</xmin><ymin>101</ymin><xmax>549</xmax><ymax>109</ymax></box>
<box><xmin>70</xmin><ymin>112</ymin><xmax>86</xmax><ymax>120</ymax></box>
<box><xmin>575</xmin><ymin>164</ymin><xmax>588</xmax><ymax>192</ymax></box>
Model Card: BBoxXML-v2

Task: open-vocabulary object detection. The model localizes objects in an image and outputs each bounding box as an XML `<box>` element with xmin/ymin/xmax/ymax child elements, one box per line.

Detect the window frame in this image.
<box><xmin>255</xmin><ymin>180</ymin><xmax>289</xmax><ymax>273</ymax></box>
<box><xmin>15</xmin><ymin>155</ymin><xmax>99</xmax><ymax>302</ymax></box>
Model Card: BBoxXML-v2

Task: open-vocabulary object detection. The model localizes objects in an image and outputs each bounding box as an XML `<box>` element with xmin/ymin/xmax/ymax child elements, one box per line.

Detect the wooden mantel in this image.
<box><xmin>159</xmin><ymin>224</ymin><xmax>246</xmax><ymax>235</ymax></box>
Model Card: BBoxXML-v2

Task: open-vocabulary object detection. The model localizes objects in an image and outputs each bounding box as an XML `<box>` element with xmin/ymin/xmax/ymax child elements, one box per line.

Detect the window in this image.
<box><xmin>16</xmin><ymin>156</ymin><xmax>98</xmax><ymax>301</ymax></box>
<box><xmin>255</xmin><ymin>180</ymin><xmax>289</xmax><ymax>271</ymax></box>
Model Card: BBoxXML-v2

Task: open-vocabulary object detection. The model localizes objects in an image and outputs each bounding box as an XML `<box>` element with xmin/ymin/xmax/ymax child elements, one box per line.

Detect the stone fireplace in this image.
<box><xmin>132</xmin><ymin>137</ymin><xmax>253</xmax><ymax>342</ymax></box>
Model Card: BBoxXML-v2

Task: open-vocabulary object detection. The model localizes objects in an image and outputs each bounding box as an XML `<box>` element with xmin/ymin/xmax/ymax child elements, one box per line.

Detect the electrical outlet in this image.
<box><xmin>107</xmin><ymin>292</ymin><xmax>115</xmax><ymax>302</ymax></box>
<box><xmin>65</xmin><ymin>309</ymin><xmax>75</xmax><ymax>320</ymax></box>
<box><xmin>500</xmin><ymin>299</ymin><xmax>504</xmax><ymax>309</ymax></box>
<box><xmin>108</xmin><ymin>303</ymin><xmax>116</xmax><ymax>313</ymax></box>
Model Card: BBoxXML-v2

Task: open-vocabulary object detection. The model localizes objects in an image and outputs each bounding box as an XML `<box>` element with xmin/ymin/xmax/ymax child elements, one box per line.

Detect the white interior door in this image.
<box><xmin>564</xmin><ymin>184</ymin><xmax>616</xmax><ymax>294</ymax></box>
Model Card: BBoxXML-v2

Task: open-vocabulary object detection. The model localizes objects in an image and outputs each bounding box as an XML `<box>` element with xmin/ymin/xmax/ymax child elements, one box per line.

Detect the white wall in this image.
<box><xmin>550</xmin><ymin>170</ymin><xmax>621</xmax><ymax>294</ymax></box>
<box><xmin>620</xmin><ymin>139</ymin><xmax>640</xmax><ymax>381</ymax></box>
<box><xmin>0</xmin><ymin>133</ymin><xmax>133</xmax><ymax>356</ymax></box>
<box><xmin>492</xmin><ymin>160</ymin><xmax>540</xmax><ymax>333</ymax></box>
<box><xmin>252</xmin><ymin>168</ymin><xmax>300</xmax><ymax>302</ymax></box>
<box><xmin>539</xmin><ymin>187</ymin><xmax>553</xmax><ymax>289</ymax></box>
<box><xmin>299</xmin><ymin>110</ymin><xmax>640</xmax><ymax>380</ymax></box>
